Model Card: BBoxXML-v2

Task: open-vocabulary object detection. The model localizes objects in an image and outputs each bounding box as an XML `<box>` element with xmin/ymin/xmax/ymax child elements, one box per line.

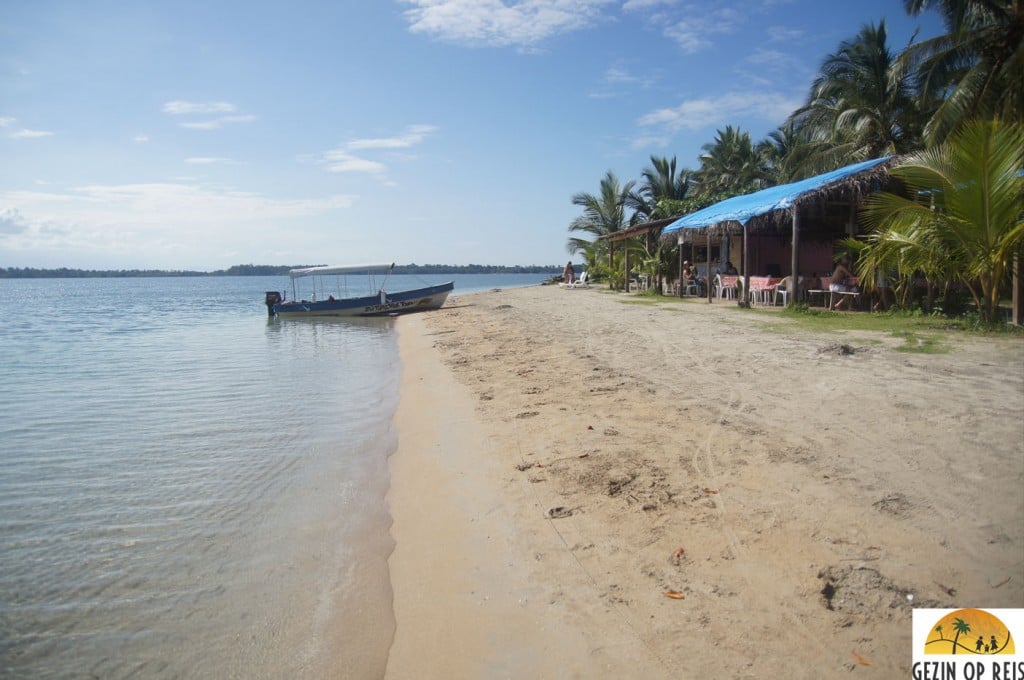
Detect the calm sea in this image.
<box><xmin>0</xmin><ymin>273</ymin><xmax>546</xmax><ymax>679</ymax></box>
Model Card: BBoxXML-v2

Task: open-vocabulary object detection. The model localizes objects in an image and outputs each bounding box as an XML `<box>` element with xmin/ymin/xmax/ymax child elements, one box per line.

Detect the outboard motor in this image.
<box><xmin>264</xmin><ymin>291</ymin><xmax>282</xmax><ymax>316</ymax></box>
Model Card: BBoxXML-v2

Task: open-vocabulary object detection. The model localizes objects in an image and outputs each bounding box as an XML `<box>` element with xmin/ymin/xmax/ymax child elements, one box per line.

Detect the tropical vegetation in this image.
<box><xmin>857</xmin><ymin>119</ymin><xmax>1023</xmax><ymax>323</ymax></box>
<box><xmin>566</xmin><ymin>0</ymin><xmax>1023</xmax><ymax>322</ymax></box>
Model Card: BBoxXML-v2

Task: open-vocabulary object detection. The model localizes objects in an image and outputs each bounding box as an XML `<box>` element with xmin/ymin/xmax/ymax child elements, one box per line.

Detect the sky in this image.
<box><xmin>0</xmin><ymin>0</ymin><xmax>944</xmax><ymax>270</ymax></box>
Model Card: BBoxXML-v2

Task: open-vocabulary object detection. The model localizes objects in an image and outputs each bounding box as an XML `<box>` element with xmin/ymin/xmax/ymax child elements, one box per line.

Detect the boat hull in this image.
<box><xmin>272</xmin><ymin>282</ymin><xmax>453</xmax><ymax>318</ymax></box>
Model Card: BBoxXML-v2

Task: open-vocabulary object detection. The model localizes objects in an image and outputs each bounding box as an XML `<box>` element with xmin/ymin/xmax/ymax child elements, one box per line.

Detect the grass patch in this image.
<box><xmin>767</xmin><ymin>305</ymin><xmax>1022</xmax><ymax>351</ymax></box>
<box><xmin>617</xmin><ymin>293</ymin><xmax>689</xmax><ymax>306</ymax></box>
<box><xmin>610</xmin><ymin>294</ymin><xmax>1022</xmax><ymax>348</ymax></box>
<box><xmin>891</xmin><ymin>331</ymin><xmax>947</xmax><ymax>354</ymax></box>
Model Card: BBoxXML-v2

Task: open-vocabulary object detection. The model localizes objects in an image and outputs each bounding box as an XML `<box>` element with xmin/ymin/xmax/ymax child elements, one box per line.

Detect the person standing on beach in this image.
<box><xmin>563</xmin><ymin>260</ymin><xmax>575</xmax><ymax>284</ymax></box>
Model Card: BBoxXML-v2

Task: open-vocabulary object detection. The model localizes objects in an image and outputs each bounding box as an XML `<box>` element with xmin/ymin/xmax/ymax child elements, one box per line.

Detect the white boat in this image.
<box><xmin>264</xmin><ymin>263</ymin><xmax>453</xmax><ymax>318</ymax></box>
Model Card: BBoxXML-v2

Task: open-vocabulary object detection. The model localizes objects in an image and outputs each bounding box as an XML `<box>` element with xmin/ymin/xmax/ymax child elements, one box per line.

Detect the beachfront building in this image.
<box><xmin>599</xmin><ymin>216</ymin><xmax>682</xmax><ymax>294</ymax></box>
<box><xmin>661</xmin><ymin>156</ymin><xmax>898</xmax><ymax>305</ymax></box>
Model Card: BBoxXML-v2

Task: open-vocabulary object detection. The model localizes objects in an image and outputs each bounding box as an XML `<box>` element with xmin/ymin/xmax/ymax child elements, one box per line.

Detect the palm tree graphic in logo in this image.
<box><xmin>924</xmin><ymin>609</ymin><xmax>1015</xmax><ymax>655</ymax></box>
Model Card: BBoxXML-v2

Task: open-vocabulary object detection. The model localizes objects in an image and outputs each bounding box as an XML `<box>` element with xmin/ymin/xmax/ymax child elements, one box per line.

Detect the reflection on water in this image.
<box><xmin>0</xmin><ymin>277</ymin><xmax>400</xmax><ymax>678</ymax></box>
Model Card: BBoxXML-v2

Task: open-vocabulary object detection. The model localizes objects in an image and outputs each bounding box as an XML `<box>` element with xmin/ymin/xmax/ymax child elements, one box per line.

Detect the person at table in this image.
<box><xmin>682</xmin><ymin>261</ymin><xmax>703</xmax><ymax>293</ymax></box>
<box><xmin>723</xmin><ymin>261</ymin><xmax>738</xmax><ymax>275</ymax></box>
<box><xmin>829</xmin><ymin>256</ymin><xmax>856</xmax><ymax>310</ymax></box>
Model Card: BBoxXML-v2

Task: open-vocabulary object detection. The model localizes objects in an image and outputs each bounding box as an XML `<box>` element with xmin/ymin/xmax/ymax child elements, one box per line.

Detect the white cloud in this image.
<box><xmin>10</xmin><ymin>129</ymin><xmax>54</xmax><ymax>139</ymax></box>
<box><xmin>637</xmin><ymin>90</ymin><xmax>801</xmax><ymax>134</ymax></box>
<box><xmin>0</xmin><ymin>207</ymin><xmax>31</xmax><ymax>234</ymax></box>
<box><xmin>767</xmin><ymin>25</ymin><xmax>803</xmax><ymax>42</ymax></box>
<box><xmin>0</xmin><ymin>184</ymin><xmax>357</xmax><ymax>266</ymax></box>
<box><xmin>604</xmin><ymin>66</ymin><xmax>639</xmax><ymax>84</ymax></box>
<box><xmin>312</xmin><ymin>124</ymin><xmax>437</xmax><ymax>179</ymax></box>
<box><xmin>588</xmin><ymin>64</ymin><xmax>658</xmax><ymax>99</ymax></box>
<box><xmin>400</xmin><ymin>0</ymin><xmax>614</xmax><ymax>48</ymax></box>
<box><xmin>162</xmin><ymin>101</ymin><xmax>255</xmax><ymax>130</ymax></box>
<box><xmin>319</xmin><ymin>150</ymin><xmax>388</xmax><ymax>174</ymax></box>
<box><xmin>162</xmin><ymin>101</ymin><xmax>237</xmax><ymax>115</ymax></box>
<box><xmin>622</xmin><ymin>0</ymin><xmax>677</xmax><ymax>10</ymax></box>
<box><xmin>185</xmin><ymin>157</ymin><xmax>232</xmax><ymax>164</ymax></box>
<box><xmin>178</xmin><ymin>114</ymin><xmax>257</xmax><ymax>130</ymax></box>
<box><xmin>133</xmin><ymin>134</ymin><xmax>150</xmax><ymax>143</ymax></box>
<box><xmin>347</xmin><ymin>124</ymin><xmax>438</xmax><ymax>150</ymax></box>
<box><xmin>0</xmin><ymin>117</ymin><xmax>15</xmax><ymax>127</ymax></box>
<box><xmin>663</xmin><ymin>6</ymin><xmax>742</xmax><ymax>54</ymax></box>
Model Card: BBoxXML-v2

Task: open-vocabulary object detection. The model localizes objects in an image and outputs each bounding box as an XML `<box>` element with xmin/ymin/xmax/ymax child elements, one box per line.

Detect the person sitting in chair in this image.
<box><xmin>682</xmin><ymin>261</ymin><xmax>703</xmax><ymax>294</ymax></box>
<box><xmin>829</xmin><ymin>256</ymin><xmax>856</xmax><ymax>310</ymax></box>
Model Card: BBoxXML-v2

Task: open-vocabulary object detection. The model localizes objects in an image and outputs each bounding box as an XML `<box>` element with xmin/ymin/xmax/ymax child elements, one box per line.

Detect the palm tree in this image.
<box><xmin>696</xmin><ymin>125</ymin><xmax>771</xmax><ymax>197</ymax></box>
<box><xmin>902</xmin><ymin>0</ymin><xmax>1024</xmax><ymax>146</ymax></box>
<box><xmin>624</xmin><ymin>156</ymin><xmax>695</xmax><ymax>292</ymax></box>
<box><xmin>951</xmin><ymin>617</ymin><xmax>972</xmax><ymax>654</ymax></box>
<box><xmin>935</xmin><ymin>624</ymin><xmax>945</xmax><ymax>640</ymax></box>
<box><xmin>858</xmin><ymin>118</ymin><xmax>1024</xmax><ymax>322</ymax></box>
<box><xmin>757</xmin><ymin>121</ymin><xmax>837</xmax><ymax>182</ymax></box>
<box><xmin>567</xmin><ymin>170</ymin><xmax>635</xmax><ymax>270</ymax></box>
<box><xmin>794</xmin><ymin>21</ymin><xmax>924</xmax><ymax>161</ymax></box>
<box><xmin>629</xmin><ymin>155</ymin><xmax>695</xmax><ymax>222</ymax></box>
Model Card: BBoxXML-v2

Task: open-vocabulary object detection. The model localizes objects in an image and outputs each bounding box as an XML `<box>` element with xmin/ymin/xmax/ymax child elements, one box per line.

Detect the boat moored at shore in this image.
<box><xmin>264</xmin><ymin>263</ymin><xmax>453</xmax><ymax>318</ymax></box>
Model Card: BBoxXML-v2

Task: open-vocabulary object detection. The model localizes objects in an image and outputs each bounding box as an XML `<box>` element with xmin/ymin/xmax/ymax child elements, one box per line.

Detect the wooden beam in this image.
<box><xmin>1013</xmin><ymin>251</ymin><xmax>1022</xmax><ymax>325</ymax></box>
<box><xmin>790</xmin><ymin>208</ymin><xmax>800</xmax><ymax>306</ymax></box>
<box><xmin>741</xmin><ymin>223</ymin><xmax>750</xmax><ymax>307</ymax></box>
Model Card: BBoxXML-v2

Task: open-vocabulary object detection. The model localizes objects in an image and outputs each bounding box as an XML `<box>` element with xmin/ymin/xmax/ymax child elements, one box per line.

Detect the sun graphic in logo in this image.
<box><xmin>924</xmin><ymin>609</ymin><xmax>1015</xmax><ymax>655</ymax></box>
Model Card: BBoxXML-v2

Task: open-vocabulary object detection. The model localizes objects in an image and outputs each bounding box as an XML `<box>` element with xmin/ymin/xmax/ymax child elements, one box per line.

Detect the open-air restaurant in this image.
<box><xmin>602</xmin><ymin>157</ymin><xmax>897</xmax><ymax>311</ymax></box>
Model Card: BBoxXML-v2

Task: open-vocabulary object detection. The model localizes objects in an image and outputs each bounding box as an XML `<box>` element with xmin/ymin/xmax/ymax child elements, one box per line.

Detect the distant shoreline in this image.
<box><xmin>0</xmin><ymin>264</ymin><xmax>562</xmax><ymax>279</ymax></box>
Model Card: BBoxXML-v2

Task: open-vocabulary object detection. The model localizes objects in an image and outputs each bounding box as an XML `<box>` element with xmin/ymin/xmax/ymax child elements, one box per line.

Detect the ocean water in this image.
<box><xmin>0</xmin><ymin>273</ymin><xmax>546</xmax><ymax>679</ymax></box>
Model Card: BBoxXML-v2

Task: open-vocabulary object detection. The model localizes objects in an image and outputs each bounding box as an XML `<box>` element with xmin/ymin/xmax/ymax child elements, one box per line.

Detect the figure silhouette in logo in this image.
<box><xmin>991</xmin><ymin>636</ymin><xmax>998</xmax><ymax>653</ymax></box>
<box><xmin>977</xmin><ymin>636</ymin><xmax>984</xmax><ymax>652</ymax></box>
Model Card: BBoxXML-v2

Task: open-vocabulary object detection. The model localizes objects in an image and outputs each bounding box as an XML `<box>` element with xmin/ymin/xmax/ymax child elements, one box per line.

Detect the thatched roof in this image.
<box><xmin>599</xmin><ymin>216</ymin><xmax>682</xmax><ymax>242</ymax></box>
<box><xmin>661</xmin><ymin>156</ymin><xmax>900</xmax><ymax>242</ymax></box>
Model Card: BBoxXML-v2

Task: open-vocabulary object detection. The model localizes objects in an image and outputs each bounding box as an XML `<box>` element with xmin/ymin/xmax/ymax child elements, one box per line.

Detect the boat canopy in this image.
<box><xmin>288</xmin><ymin>263</ymin><xmax>395</xmax><ymax>278</ymax></box>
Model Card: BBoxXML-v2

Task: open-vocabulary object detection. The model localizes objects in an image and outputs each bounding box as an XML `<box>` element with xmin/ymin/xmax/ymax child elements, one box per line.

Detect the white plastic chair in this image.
<box><xmin>773</xmin><ymin>277</ymin><xmax>791</xmax><ymax>306</ymax></box>
<box><xmin>567</xmin><ymin>271</ymin><xmax>588</xmax><ymax>288</ymax></box>
<box><xmin>715</xmin><ymin>274</ymin><xmax>737</xmax><ymax>300</ymax></box>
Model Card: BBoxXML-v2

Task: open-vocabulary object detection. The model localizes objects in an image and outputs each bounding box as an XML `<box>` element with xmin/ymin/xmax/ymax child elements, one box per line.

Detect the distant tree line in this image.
<box><xmin>0</xmin><ymin>263</ymin><xmax>562</xmax><ymax>279</ymax></box>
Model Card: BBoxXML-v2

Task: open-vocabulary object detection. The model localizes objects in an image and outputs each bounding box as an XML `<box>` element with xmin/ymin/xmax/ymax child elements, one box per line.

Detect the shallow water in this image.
<box><xmin>0</xmin><ymin>273</ymin><xmax>545</xmax><ymax>678</ymax></box>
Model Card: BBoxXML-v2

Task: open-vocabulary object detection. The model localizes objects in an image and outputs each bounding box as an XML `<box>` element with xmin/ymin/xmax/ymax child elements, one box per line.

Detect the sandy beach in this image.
<box><xmin>386</xmin><ymin>285</ymin><xmax>1024</xmax><ymax>678</ymax></box>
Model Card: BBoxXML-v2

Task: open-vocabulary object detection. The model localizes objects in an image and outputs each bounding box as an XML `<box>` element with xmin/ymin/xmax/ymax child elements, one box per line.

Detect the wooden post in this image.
<box><xmin>706</xmin><ymin>233</ymin><xmax>712</xmax><ymax>304</ymax></box>
<box><xmin>741</xmin><ymin>223</ymin><xmax>750</xmax><ymax>307</ymax></box>
<box><xmin>677</xmin><ymin>236</ymin><xmax>684</xmax><ymax>297</ymax></box>
<box><xmin>790</xmin><ymin>207</ymin><xmax>800</xmax><ymax>305</ymax></box>
<box><xmin>1013</xmin><ymin>251</ymin><xmax>1022</xmax><ymax>325</ymax></box>
<box><xmin>624</xmin><ymin>247</ymin><xmax>630</xmax><ymax>293</ymax></box>
<box><xmin>608</xmin><ymin>241</ymin><xmax>614</xmax><ymax>290</ymax></box>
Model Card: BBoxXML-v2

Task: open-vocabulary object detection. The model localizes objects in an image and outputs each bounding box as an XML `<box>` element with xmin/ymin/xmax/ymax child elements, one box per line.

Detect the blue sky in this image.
<box><xmin>0</xmin><ymin>0</ymin><xmax>943</xmax><ymax>270</ymax></box>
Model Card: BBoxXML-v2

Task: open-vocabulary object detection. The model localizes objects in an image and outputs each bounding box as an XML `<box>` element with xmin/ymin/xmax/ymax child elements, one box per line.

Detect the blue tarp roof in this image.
<box><xmin>663</xmin><ymin>156</ymin><xmax>892</xmax><ymax>234</ymax></box>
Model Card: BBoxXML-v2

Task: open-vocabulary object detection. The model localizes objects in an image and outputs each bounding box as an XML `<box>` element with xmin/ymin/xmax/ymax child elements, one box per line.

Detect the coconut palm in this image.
<box><xmin>696</xmin><ymin>125</ymin><xmax>771</xmax><ymax>197</ymax></box>
<box><xmin>902</xmin><ymin>0</ymin><xmax>1024</xmax><ymax>145</ymax></box>
<box><xmin>794</xmin><ymin>21</ymin><xmax>924</xmax><ymax>161</ymax></box>
<box><xmin>629</xmin><ymin>155</ymin><xmax>695</xmax><ymax>222</ymax></box>
<box><xmin>567</xmin><ymin>170</ymin><xmax>635</xmax><ymax>269</ymax></box>
<box><xmin>858</xmin><ymin>118</ymin><xmax>1024</xmax><ymax>322</ymax></box>
<box><xmin>624</xmin><ymin>156</ymin><xmax>692</xmax><ymax>288</ymax></box>
<box><xmin>757</xmin><ymin>121</ymin><xmax>838</xmax><ymax>182</ymax></box>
